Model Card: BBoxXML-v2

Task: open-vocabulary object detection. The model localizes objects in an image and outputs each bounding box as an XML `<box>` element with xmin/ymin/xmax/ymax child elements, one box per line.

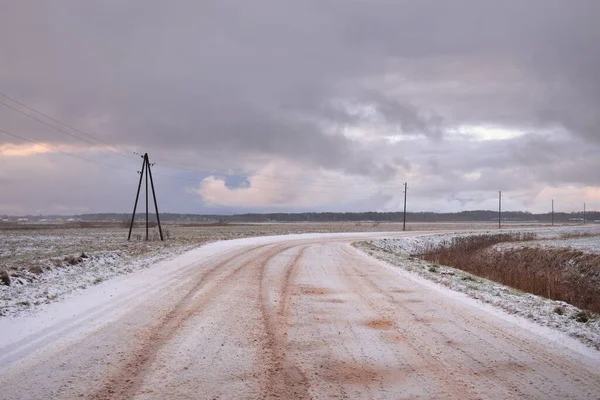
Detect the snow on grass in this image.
<box><xmin>0</xmin><ymin>245</ymin><xmax>198</xmax><ymax>318</ymax></box>
<box><xmin>359</xmin><ymin>226</ymin><xmax>600</xmax><ymax>350</ymax></box>
<box><xmin>374</xmin><ymin>225</ymin><xmax>600</xmax><ymax>256</ymax></box>
<box><xmin>496</xmin><ymin>236</ymin><xmax>600</xmax><ymax>253</ymax></box>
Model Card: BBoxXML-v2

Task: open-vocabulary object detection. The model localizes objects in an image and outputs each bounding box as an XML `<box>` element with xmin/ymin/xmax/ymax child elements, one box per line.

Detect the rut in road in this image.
<box><xmin>257</xmin><ymin>245</ymin><xmax>311</xmax><ymax>399</ymax></box>
<box><xmin>3</xmin><ymin>234</ymin><xmax>600</xmax><ymax>400</ymax></box>
<box><xmin>337</xmin><ymin>246</ymin><xmax>509</xmax><ymax>398</ymax></box>
<box><xmin>89</xmin><ymin>242</ymin><xmax>287</xmax><ymax>400</ymax></box>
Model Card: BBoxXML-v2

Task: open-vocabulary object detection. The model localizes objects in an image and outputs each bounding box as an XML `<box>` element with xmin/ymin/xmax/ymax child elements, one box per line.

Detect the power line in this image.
<box><xmin>0</xmin><ymin>127</ymin><xmax>136</xmax><ymax>173</ymax></box>
<box><xmin>0</xmin><ymin>99</ymin><xmax>99</xmax><ymax>147</ymax></box>
<box><xmin>0</xmin><ymin>92</ymin><xmax>137</xmax><ymax>161</ymax></box>
<box><xmin>0</xmin><ymin>91</ymin><xmax>401</xmax><ymax>192</ymax></box>
<box><xmin>0</xmin><ymin>91</ymin><xmax>332</xmax><ymax>184</ymax></box>
<box><xmin>0</xmin><ymin>127</ymin><xmax>390</xmax><ymax>196</ymax></box>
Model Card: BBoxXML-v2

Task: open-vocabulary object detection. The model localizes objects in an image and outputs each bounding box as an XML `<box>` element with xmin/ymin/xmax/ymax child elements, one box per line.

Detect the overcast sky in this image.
<box><xmin>1</xmin><ymin>0</ymin><xmax>599</xmax><ymax>215</ymax></box>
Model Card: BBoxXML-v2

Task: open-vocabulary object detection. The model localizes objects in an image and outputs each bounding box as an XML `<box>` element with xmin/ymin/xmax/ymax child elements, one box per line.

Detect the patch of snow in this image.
<box><xmin>497</xmin><ymin>236</ymin><xmax>600</xmax><ymax>254</ymax></box>
<box><xmin>373</xmin><ymin>225</ymin><xmax>600</xmax><ymax>256</ymax></box>
<box><xmin>0</xmin><ymin>245</ymin><xmax>198</xmax><ymax>318</ymax></box>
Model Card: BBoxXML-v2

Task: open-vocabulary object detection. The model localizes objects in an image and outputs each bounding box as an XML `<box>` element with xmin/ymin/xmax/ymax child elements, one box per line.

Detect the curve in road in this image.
<box><xmin>1</xmin><ymin>232</ymin><xmax>599</xmax><ymax>399</ymax></box>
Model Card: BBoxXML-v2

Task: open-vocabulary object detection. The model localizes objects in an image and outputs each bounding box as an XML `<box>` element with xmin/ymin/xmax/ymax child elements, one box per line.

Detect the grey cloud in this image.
<box><xmin>1</xmin><ymin>0</ymin><xmax>599</xmax><ymax>214</ymax></box>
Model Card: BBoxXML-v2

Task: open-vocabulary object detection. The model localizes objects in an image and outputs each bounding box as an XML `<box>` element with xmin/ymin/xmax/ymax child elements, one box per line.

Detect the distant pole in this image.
<box><xmin>498</xmin><ymin>191</ymin><xmax>502</xmax><ymax>229</ymax></box>
<box><xmin>552</xmin><ymin>199</ymin><xmax>554</xmax><ymax>226</ymax></box>
<box><xmin>584</xmin><ymin>203</ymin><xmax>586</xmax><ymax>225</ymax></box>
<box><xmin>403</xmin><ymin>182</ymin><xmax>407</xmax><ymax>231</ymax></box>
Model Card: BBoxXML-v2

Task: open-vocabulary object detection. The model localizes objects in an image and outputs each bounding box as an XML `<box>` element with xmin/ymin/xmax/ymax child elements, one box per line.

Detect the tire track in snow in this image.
<box><xmin>0</xmin><ymin>247</ymin><xmax>242</xmax><ymax>369</ymax></box>
<box><xmin>346</xmin><ymin>257</ymin><xmax>525</xmax><ymax>397</ymax></box>
<box><xmin>88</xmin><ymin>242</ymin><xmax>277</xmax><ymax>399</ymax></box>
<box><xmin>257</xmin><ymin>245</ymin><xmax>311</xmax><ymax>399</ymax></box>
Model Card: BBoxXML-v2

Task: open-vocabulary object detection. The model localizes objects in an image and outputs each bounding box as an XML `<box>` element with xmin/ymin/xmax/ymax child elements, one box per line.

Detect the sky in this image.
<box><xmin>1</xmin><ymin>0</ymin><xmax>599</xmax><ymax>215</ymax></box>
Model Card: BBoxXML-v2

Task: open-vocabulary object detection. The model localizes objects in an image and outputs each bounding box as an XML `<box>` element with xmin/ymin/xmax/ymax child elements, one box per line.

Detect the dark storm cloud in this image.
<box><xmin>1</xmin><ymin>0</ymin><xmax>599</xmax><ymax>214</ymax></box>
<box><xmin>3</xmin><ymin>1</ymin><xmax>599</xmax><ymax>147</ymax></box>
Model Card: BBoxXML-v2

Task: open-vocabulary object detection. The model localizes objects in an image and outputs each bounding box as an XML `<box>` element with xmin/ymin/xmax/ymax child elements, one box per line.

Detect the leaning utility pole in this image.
<box><xmin>498</xmin><ymin>191</ymin><xmax>502</xmax><ymax>229</ymax></box>
<box><xmin>403</xmin><ymin>182</ymin><xmax>408</xmax><ymax>231</ymax></box>
<box><xmin>128</xmin><ymin>153</ymin><xmax>164</xmax><ymax>241</ymax></box>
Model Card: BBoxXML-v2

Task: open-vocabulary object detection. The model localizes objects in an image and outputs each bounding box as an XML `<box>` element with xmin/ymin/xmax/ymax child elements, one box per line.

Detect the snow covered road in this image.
<box><xmin>1</xmin><ymin>232</ymin><xmax>600</xmax><ymax>399</ymax></box>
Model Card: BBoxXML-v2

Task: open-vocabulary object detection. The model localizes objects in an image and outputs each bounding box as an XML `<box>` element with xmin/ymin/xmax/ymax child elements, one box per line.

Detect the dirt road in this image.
<box><xmin>1</xmin><ymin>232</ymin><xmax>599</xmax><ymax>399</ymax></box>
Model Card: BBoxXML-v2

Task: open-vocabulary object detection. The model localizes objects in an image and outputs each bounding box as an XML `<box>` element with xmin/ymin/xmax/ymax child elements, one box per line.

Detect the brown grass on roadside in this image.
<box><xmin>416</xmin><ymin>232</ymin><xmax>536</xmax><ymax>256</ymax></box>
<box><xmin>422</xmin><ymin>234</ymin><xmax>600</xmax><ymax>314</ymax></box>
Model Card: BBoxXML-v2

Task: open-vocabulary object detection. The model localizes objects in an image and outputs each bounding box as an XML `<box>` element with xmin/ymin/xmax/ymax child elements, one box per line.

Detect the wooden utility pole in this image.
<box><xmin>148</xmin><ymin>157</ymin><xmax>164</xmax><ymax>239</ymax></box>
<box><xmin>128</xmin><ymin>153</ymin><xmax>164</xmax><ymax>241</ymax></box>
<box><xmin>403</xmin><ymin>182</ymin><xmax>407</xmax><ymax>231</ymax></box>
<box><xmin>128</xmin><ymin>156</ymin><xmax>145</xmax><ymax>240</ymax></box>
<box><xmin>552</xmin><ymin>199</ymin><xmax>554</xmax><ymax>226</ymax></box>
<box><xmin>498</xmin><ymin>191</ymin><xmax>502</xmax><ymax>229</ymax></box>
<box><xmin>146</xmin><ymin>156</ymin><xmax>149</xmax><ymax>240</ymax></box>
<box><xmin>584</xmin><ymin>203</ymin><xmax>586</xmax><ymax>225</ymax></box>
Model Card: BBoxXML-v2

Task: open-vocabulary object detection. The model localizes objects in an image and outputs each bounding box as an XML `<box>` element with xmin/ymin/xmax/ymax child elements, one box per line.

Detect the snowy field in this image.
<box><xmin>1</xmin><ymin>221</ymin><xmax>518</xmax><ymax>318</ymax></box>
<box><xmin>362</xmin><ymin>224</ymin><xmax>600</xmax><ymax>349</ymax></box>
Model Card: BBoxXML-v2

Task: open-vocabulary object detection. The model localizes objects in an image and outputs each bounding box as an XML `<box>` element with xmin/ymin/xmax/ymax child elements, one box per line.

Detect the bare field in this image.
<box><xmin>0</xmin><ymin>220</ymin><xmax>533</xmax><ymax>271</ymax></box>
<box><xmin>0</xmin><ymin>221</ymin><xmax>513</xmax><ymax>317</ymax></box>
<box><xmin>0</xmin><ymin>221</ymin><xmax>553</xmax><ymax>276</ymax></box>
<box><xmin>0</xmin><ymin>221</ymin><xmax>582</xmax><ymax>317</ymax></box>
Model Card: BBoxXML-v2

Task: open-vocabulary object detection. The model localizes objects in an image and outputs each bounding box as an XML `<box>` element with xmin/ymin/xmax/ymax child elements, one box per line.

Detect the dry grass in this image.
<box><xmin>422</xmin><ymin>234</ymin><xmax>600</xmax><ymax>314</ymax></box>
<box><xmin>0</xmin><ymin>269</ymin><xmax>10</xmax><ymax>286</ymax></box>
<box><xmin>418</xmin><ymin>232</ymin><xmax>537</xmax><ymax>256</ymax></box>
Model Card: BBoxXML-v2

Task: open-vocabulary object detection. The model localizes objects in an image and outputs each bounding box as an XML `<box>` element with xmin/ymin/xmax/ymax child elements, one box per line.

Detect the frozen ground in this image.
<box><xmin>363</xmin><ymin>225</ymin><xmax>600</xmax><ymax>350</ymax></box>
<box><xmin>0</xmin><ymin>245</ymin><xmax>196</xmax><ymax>317</ymax></box>
<box><xmin>496</xmin><ymin>235</ymin><xmax>600</xmax><ymax>253</ymax></box>
<box><xmin>2</xmin><ymin>232</ymin><xmax>600</xmax><ymax>399</ymax></box>
<box><xmin>1</xmin><ymin>221</ymin><xmax>508</xmax><ymax>318</ymax></box>
<box><xmin>2</xmin><ymin>222</ymin><xmax>596</xmax><ymax>319</ymax></box>
<box><xmin>372</xmin><ymin>225</ymin><xmax>600</xmax><ymax>257</ymax></box>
